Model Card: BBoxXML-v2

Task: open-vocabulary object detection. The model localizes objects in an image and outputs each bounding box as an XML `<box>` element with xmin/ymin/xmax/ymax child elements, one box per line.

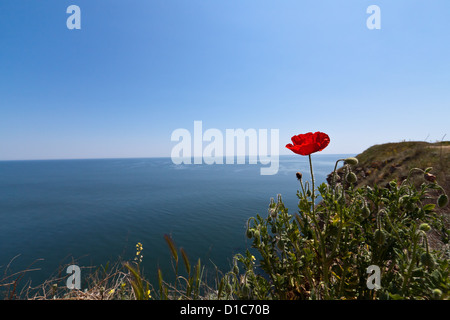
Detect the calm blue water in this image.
<box><xmin>0</xmin><ymin>154</ymin><xmax>351</xmax><ymax>291</ymax></box>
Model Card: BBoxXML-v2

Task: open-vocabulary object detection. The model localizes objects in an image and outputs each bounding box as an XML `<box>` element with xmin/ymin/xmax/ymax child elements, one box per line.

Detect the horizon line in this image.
<box><xmin>0</xmin><ymin>152</ymin><xmax>359</xmax><ymax>162</ymax></box>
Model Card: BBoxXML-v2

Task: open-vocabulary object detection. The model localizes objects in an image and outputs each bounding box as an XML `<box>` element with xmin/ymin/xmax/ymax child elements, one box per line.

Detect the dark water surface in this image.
<box><xmin>0</xmin><ymin>154</ymin><xmax>352</xmax><ymax>290</ymax></box>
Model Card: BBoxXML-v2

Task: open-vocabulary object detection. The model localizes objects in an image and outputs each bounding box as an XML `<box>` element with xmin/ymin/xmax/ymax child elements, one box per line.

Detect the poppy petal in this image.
<box><xmin>286</xmin><ymin>131</ymin><xmax>330</xmax><ymax>156</ymax></box>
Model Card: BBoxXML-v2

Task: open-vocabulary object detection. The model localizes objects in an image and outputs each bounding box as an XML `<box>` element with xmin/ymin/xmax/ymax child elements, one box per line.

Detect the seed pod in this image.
<box><xmin>389</xmin><ymin>180</ymin><xmax>397</xmax><ymax>189</ymax></box>
<box><xmin>374</xmin><ymin>229</ymin><xmax>386</xmax><ymax>245</ymax></box>
<box><xmin>420</xmin><ymin>252</ymin><xmax>435</xmax><ymax>268</ymax></box>
<box><xmin>362</xmin><ymin>205</ymin><xmax>371</xmax><ymax>219</ymax></box>
<box><xmin>438</xmin><ymin>194</ymin><xmax>448</xmax><ymax>208</ymax></box>
<box><xmin>346</xmin><ymin>172</ymin><xmax>357</xmax><ymax>184</ymax></box>
<box><xmin>253</xmin><ymin>230</ymin><xmax>260</xmax><ymax>242</ymax></box>
<box><xmin>344</xmin><ymin>157</ymin><xmax>359</xmax><ymax>166</ymax></box>
<box><xmin>242</xmin><ymin>283</ymin><xmax>250</xmax><ymax>296</ymax></box>
<box><xmin>419</xmin><ymin>223</ymin><xmax>431</xmax><ymax>232</ymax></box>
<box><xmin>233</xmin><ymin>263</ymin><xmax>239</xmax><ymax>274</ymax></box>
<box><xmin>405</xmin><ymin>201</ymin><xmax>415</xmax><ymax>212</ymax></box>
<box><xmin>432</xmin><ymin>289</ymin><xmax>442</xmax><ymax>300</ymax></box>
<box><xmin>296</xmin><ymin>172</ymin><xmax>302</xmax><ymax>180</ymax></box>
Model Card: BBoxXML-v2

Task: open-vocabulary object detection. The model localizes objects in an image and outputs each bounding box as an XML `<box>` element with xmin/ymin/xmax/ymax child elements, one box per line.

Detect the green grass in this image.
<box><xmin>343</xmin><ymin>141</ymin><xmax>449</xmax><ymax>190</ymax></box>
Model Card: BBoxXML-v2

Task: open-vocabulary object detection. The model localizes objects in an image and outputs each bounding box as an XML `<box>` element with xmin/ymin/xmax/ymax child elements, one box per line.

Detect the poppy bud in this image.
<box><xmin>432</xmin><ymin>289</ymin><xmax>442</xmax><ymax>300</ymax></box>
<box><xmin>424</xmin><ymin>173</ymin><xmax>437</xmax><ymax>183</ymax></box>
<box><xmin>362</xmin><ymin>205</ymin><xmax>371</xmax><ymax>219</ymax></box>
<box><xmin>296</xmin><ymin>172</ymin><xmax>302</xmax><ymax>180</ymax></box>
<box><xmin>419</xmin><ymin>223</ymin><xmax>431</xmax><ymax>232</ymax></box>
<box><xmin>405</xmin><ymin>201</ymin><xmax>415</xmax><ymax>212</ymax></box>
<box><xmin>438</xmin><ymin>194</ymin><xmax>448</xmax><ymax>208</ymax></box>
<box><xmin>346</xmin><ymin>172</ymin><xmax>357</xmax><ymax>184</ymax></box>
<box><xmin>389</xmin><ymin>181</ymin><xmax>397</xmax><ymax>189</ymax></box>
<box><xmin>242</xmin><ymin>283</ymin><xmax>250</xmax><ymax>296</ymax></box>
<box><xmin>420</xmin><ymin>252</ymin><xmax>435</xmax><ymax>268</ymax></box>
<box><xmin>344</xmin><ymin>157</ymin><xmax>359</xmax><ymax>166</ymax></box>
<box><xmin>246</xmin><ymin>228</ymin><xmax>254</xmax><ymax>239</ymax></box>
<box><xmin>374</xmin><ymin>229</ymin><xmax>385</xmax><ymax>245</ymax></box>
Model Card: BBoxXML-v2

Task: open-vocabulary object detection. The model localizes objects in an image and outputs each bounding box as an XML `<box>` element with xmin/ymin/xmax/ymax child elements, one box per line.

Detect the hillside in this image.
<box><xmin>327</xmin><ymin>140</ymin><xmax>450</xmax><ymax>250</ymax></box>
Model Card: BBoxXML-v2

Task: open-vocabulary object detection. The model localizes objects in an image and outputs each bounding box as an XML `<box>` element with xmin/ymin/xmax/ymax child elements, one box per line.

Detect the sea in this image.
<box><xmin>0</xmin><ymin>154</ymin><xmax>352</xmax><ymax>294</ymax></box>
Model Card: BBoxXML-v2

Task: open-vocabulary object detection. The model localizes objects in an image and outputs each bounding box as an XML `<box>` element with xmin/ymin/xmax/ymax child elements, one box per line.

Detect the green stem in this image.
<box><xmin>298</xmin><ymin>178</ymin><xmax>307</xmax><ymax>198</ymax></box>
<box><xmin>308</xmin><ymin>154</ymin><xmax>330</xmax><ymax>299</ymax></box>
<box><xmin>332</xmin><ymin>159</ymin><xmax>344</xmax><ymax>190</ymax></box>
<box><xmin>309</xmin><ymin>155</ymin><xmax>316</xmax><ymax>214</ymax></box>
<box><xmin>402</xmin><ymin>230</ymin><xmax>419</xmax><ymax>295</ymax></box>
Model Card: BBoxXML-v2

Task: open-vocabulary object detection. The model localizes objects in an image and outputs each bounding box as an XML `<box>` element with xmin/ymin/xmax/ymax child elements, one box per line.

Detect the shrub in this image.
<box><xmin>233</xmin><ymin>158</ymin><xmax>449</xmax><ymax>300</ymax></box>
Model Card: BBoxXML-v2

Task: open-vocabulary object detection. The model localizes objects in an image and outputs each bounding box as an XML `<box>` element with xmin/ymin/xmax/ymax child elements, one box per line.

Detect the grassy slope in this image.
<box><xmin>328</xmin><ymin>140</ymin><xmax>450</xmax><ymax>250</ymax></box>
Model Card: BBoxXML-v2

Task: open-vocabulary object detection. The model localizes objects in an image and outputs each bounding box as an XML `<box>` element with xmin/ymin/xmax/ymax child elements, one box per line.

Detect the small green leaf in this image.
<box><xmin>389</xmin><ymin>293</ymin><xmax>405</xmax><ymax>300</ymax></box>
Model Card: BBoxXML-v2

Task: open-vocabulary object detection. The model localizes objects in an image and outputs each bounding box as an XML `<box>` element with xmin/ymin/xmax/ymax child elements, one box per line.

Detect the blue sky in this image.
<box><xmin>0</xmin><ymin>0</ymin><xmax>449</xmax><ymax>160</ymax></box>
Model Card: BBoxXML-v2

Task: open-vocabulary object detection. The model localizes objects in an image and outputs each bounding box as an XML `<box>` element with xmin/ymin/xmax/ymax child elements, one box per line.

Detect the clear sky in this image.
<box><xmin>1</xmin><ymin>0</ymin><xmax>449</xmax><ymax>160</ymax></box>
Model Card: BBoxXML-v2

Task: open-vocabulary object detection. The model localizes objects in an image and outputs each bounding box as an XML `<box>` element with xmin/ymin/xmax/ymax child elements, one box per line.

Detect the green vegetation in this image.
<box><xmin>1</xmin><ymin>141</ymin><xmax>449</xmax><ymax>300</ymax></box>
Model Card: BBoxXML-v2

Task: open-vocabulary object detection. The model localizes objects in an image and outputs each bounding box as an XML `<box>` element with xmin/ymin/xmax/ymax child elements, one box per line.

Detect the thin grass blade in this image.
<box><xmin>164</xmin><ymin>234</ymin><xmax>178</xmax><ymax>264</ymax></box>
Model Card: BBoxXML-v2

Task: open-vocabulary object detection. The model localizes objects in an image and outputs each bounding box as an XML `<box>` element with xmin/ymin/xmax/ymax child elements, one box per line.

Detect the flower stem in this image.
<box><xmin>332</xmin><ymin>159</ymin><xmax>344</xmax><ymax>189</ymax></box>
<box><xmin>402</xmin><ymin>230</ymin><xmax>419</xmax><ymax>295</ymax></box>
<box><xmin>308</xmin><ymin>154</ymin><xmax>330</xmax><ymax>298</ymax></box>
<box><xmin>309</xmin><ymin>155</ymin><xmax>315</xmax><ymax>213</ymax></box>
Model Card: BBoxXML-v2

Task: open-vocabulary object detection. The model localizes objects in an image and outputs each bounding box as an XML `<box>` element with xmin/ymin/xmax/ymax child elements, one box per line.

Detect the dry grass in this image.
<box><xmin>1</xmin><ymin>257</ymin><xmax>143</xmax><ymax>300</ymax></box>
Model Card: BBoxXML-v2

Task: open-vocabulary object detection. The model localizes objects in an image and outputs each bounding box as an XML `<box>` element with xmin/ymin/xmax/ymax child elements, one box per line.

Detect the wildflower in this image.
<box><xmin>109</xmin><ymin>289</ymin><xmax>115</xmax><ymax>295</ymax></box>
<box><xmin>134</xmin><ymin>242</ymin><xmax>144</xmax><ymax>263</ymax></box>
<box><xmin>285</xmin><ymin>132</ymin><xmax>330</xmax><ymax>156</ymax></box>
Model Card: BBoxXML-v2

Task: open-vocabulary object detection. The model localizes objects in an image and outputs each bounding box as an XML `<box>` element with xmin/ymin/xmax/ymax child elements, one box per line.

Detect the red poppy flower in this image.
<box><xmin>286</xmin><ymin>132</ymin><xmax>330</xmax><ymax>156</ymax></box>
